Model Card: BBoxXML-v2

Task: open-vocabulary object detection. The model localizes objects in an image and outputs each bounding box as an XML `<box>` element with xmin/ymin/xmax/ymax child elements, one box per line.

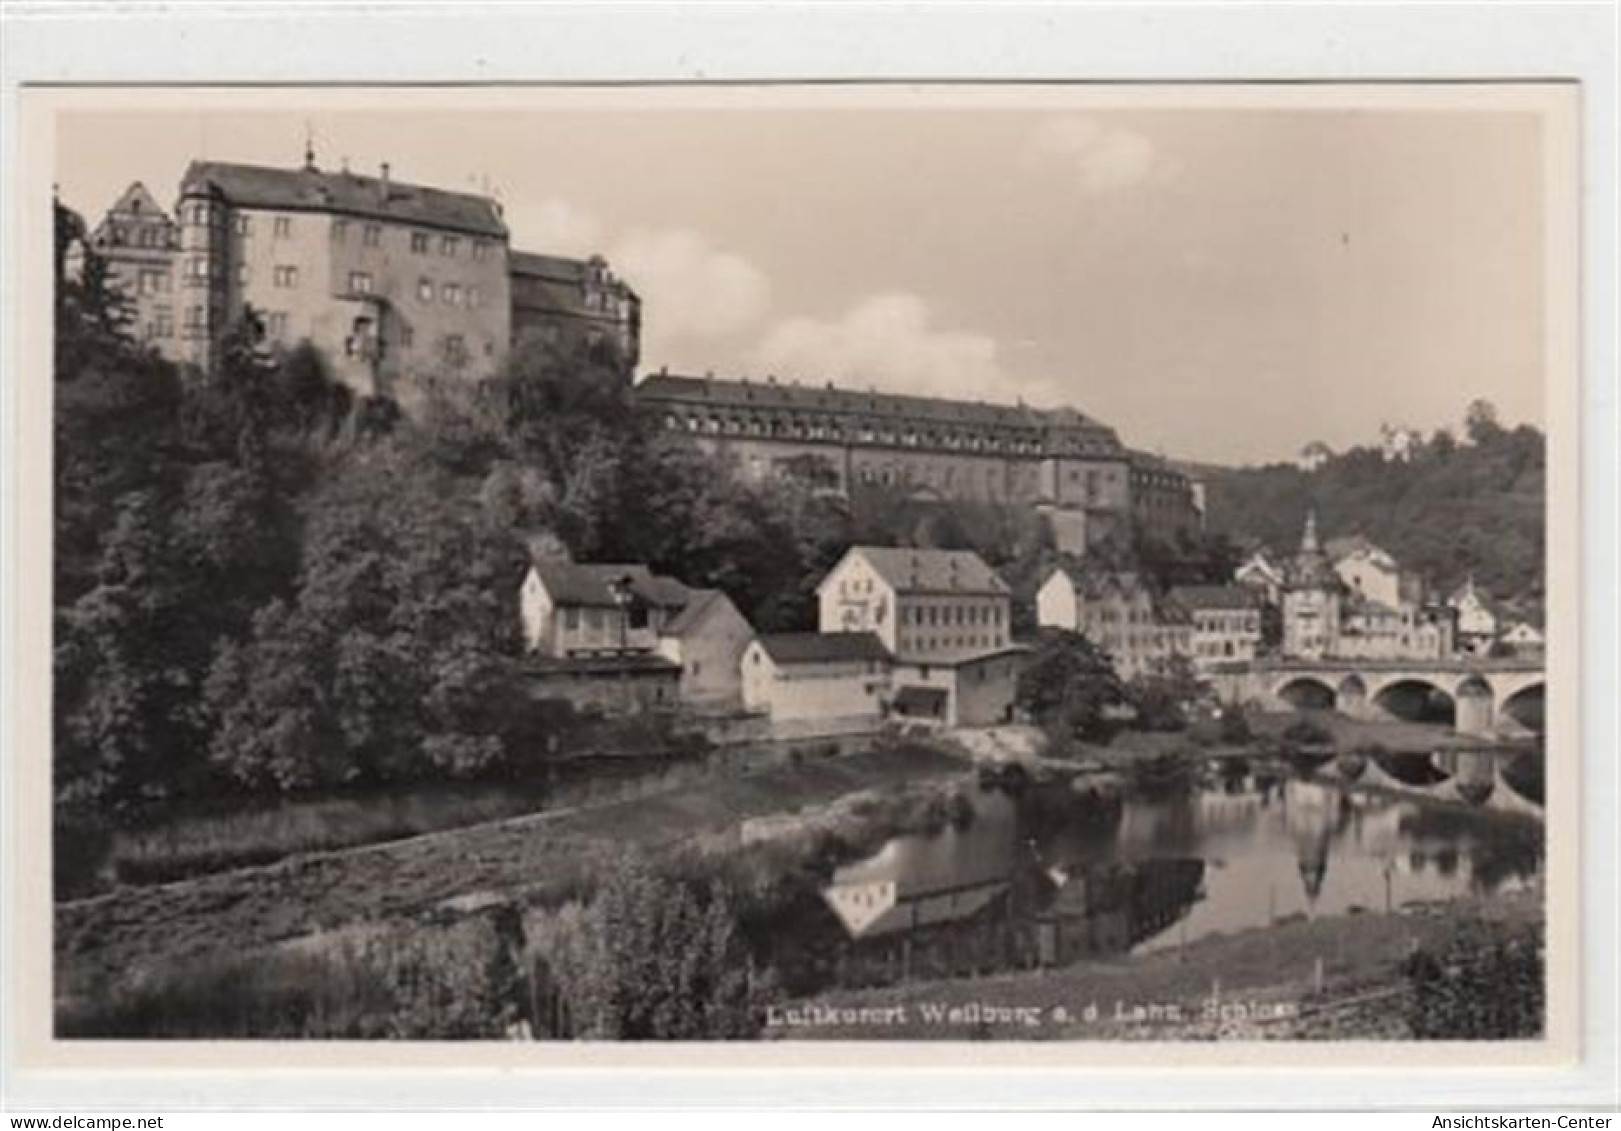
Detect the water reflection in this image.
<box><xmin>815</xmin><ymin>768</ymin><xmax>1542</xmax><ymax>988</ymax></box>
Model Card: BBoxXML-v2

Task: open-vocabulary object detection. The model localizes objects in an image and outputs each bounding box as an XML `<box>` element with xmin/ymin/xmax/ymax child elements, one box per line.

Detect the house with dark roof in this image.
<box><xmin>519</xmin><ymin>559</ymin><xmax>758</xmax><ymax>713</ymax></box>
<box><xmin>652</xmin><ymin>588</ymin><xmax>756</xmax><ymax>709</ymax></box>
<box><xmin>1165</xmin><ymin>585</ymin><xmax>1262</xmax><ymax>668</ymax></box>
<box><xmin>520</xmin><ymin>561</ymin><xmax>694</xmax><ymax>657</ymax></box>
<box><xmin>740</xmin><ymin>632</ymin><xmax>892</xmax><ymax>725</ymax></box>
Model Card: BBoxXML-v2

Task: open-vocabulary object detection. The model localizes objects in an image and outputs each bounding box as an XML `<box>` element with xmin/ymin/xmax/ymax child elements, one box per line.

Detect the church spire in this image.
<box><xmin>1301</xmin><ymin>508</ymin><xmax>1320</xmax><ymax>553</ymax></box>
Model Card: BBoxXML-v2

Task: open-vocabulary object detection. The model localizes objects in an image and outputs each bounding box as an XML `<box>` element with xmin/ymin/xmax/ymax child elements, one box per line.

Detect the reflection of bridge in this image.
<box><xmin>1320</xmin><ymin>751</ymin><xmax>1545</xmax><ymax>817</ymax></box>
<box><xmin>1208</xmin><ymin>659</ymin><xmax>1546</xmax><ymax>738</ymax></box>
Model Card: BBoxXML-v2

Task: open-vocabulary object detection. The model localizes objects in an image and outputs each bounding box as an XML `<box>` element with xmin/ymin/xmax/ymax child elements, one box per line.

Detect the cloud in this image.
<box><xmin>1028</xmin><ymin>116</ymin><xmax>1175</xmax><ymax>194</ymax></box>
<box><xmin>752</xmin><ymin>293</ymin><xmax>1009</xmax><ymax>400</ymax></box>
<box><xmin>611</xmin><ymin>227</ymin><xmax>772</xmax><ymax>340</ymax></box>
<box><xmin>504</xmin><ymin>197</ymin><xmax>771</xmax><ymax>345</ymax></box>
<box><xmin>503</xmin><ymin>196</ymin><xmax>605</xmax><ymax>257</ymax></box>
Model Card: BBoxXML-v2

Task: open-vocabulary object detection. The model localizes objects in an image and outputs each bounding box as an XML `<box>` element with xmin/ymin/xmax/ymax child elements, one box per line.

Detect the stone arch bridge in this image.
<box><xmin>1206</xmin><ymin>659</ymin><xmax>1546</xmax><ymax>738</ymax></box>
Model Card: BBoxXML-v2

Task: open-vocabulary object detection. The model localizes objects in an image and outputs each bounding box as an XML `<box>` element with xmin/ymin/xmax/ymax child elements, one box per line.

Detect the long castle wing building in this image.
<box><xmin>635</xmin><ymin>371</ymin><xmax>1202</xmax><ymax>550</ymax></box>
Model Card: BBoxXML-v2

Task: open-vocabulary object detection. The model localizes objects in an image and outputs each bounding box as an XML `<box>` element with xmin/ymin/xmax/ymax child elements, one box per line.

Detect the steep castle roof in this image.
<box><xmin>635</xmin><ymin>371</ymin><xmax>1123</xmax><ymax>452</ymax></box>
<box><xmin>179</xmin><ymin>160</ymin><xmax>508</xmax><ymax>239</ymax></box>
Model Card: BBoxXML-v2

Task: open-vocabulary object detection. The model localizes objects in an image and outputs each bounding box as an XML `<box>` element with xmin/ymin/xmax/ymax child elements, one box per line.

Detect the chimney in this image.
<box><xmin>379</xmin><ymin>162</ymin><xmax>391</xmax><ymax>200</ymax></box>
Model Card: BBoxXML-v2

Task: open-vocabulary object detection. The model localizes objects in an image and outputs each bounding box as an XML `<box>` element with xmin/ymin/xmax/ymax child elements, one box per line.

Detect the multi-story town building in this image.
<box><xmin>85</xmin><ymin>157</ymin><xmax>640</xmax><ymax>399</ymax></box>
<box><xmin>636</xmin><ymin>372</ymin><xmax>1201</xmax><ymax>552</ymax></box>
<box><xmin>818</xmin><ymin>546</ymin><xmax>1013</xmax><ymax>663</ymax></box>
<box><xmin>1281</xmin><ymin>512</ymin><xmax>1344</xmax><ymax>660</ymax></box>
<box><xmin>1166</xmin><ymin>585</ymin><xmax>1262</xmax><ymax>668</ymax></box>
<box><xmin>84</xmin><ymin>181</ymin><xmax>181</xmax><ymax>349</ymax></box>
<box><xmin>1035</xmin><ymin>567</ymin><xmax>1191</xmax><ymax>679</ymax></box>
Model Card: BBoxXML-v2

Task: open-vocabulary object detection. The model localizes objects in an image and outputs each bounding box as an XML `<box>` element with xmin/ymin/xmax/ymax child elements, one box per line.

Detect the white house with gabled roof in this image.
<box><xmin>816</xmin><ymin>545</ymin><xmax>1012</xmax><ymax>664</ymax></box>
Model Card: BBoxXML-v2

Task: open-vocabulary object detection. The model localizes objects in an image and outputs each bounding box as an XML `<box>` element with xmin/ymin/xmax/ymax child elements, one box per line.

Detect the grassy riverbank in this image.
<box><xmin>56</xmin><ymin>743</ymin><xmax>969</xmax><ymax>999</ymax></box>
<box><xmin>772</xmin><ymin>884</ymin><xmax>1544</xmax><ymax>1041</ymax></box>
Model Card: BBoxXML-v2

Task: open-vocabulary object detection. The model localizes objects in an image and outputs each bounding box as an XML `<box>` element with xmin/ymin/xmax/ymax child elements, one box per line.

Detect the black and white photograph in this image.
<box><xmin>17</xmin><ymin>78</ymin><xmax>1582</xmax><ymax>1057</ymax></box>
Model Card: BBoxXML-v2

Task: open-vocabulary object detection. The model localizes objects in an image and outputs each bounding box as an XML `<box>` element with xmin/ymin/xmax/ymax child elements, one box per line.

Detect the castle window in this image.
<box><xmin>137</xmin><ymin>269</ymin><xmax>166</xmax><ymax>296</ymax></box>
<box><xmin>184</xmin><ymin>305</ymin><xmax>205</xmax><ymax>329</ymax></box>
<box><xmin>186</xmin><ymin>256</ymin><xmax>208</xmax><ymax>282</ymax></box>
<box><xmin>150</xmin><ymin>307</ymin><xmax>174</xmax><ymax>339</ymax></box>
<box><xmin>348</xmin><ymin>271</ymin><xmax>373</xmax><ymax>295</ymax></box>
<box><xmin>440</xmin><ymin>235</ymin><xmax>459</xmax><ymax>257</ymax></box>
<box><xmin>411</xmin><ymin>231</ymin><xmax>430</xmax><ymax>255</ymax></box>
<box><xmin>273</xmin><ymin>265</ymin><xmax>298</xmax><ymax>288</ymax></box>
<box><xmin>472</xmin><ymin>240</ymin><xmax>491</xmax><ymax>261</ymax></box>
<box><xmin>363</xmin><ymin>223</ymin><xmax>382</xmax><ymax>248</ymax></box>
<box><xmin>273</xmin><ymin>216</ymin><xmax>292</xmax><ymax>238</ymax></box>
<box><xmin>265</xmin><ymin>312</ymin><xmax>288</xmax><ymax>335</ymax></box>
<box><xmin>332</xmin><ymin>219</ymin><xmax>348</xmax><ymax>242</ymax></box>
<box><xmin>441</xmin><ymin>282</ymin><xmax>461</xmax><ymax>306</ymax></box>
<box><xmin>417</xmin><ymin>278</ymin><xmax>434</xmax><ymax>303</ymax></box>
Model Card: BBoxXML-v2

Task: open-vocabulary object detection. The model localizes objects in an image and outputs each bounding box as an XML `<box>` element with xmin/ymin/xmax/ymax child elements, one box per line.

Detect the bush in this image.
<box><xmin>57</xmin><ymin>907</ymin><xmax>528</xmax><ymax>1038</ymax></box>
<box><xmin>1402</xmin><ymin>919</ymin><xmax>1544</xmax><ymax>1039</ymax></box>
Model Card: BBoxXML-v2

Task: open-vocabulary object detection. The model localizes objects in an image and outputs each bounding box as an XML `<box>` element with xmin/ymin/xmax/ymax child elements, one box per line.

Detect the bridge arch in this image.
<box><xmin>1499</xmin><ymin>681</ymin><xmax>1546</xmax><ymax>735</ymax></box>
<box><xmin>1371</xmin><ymin>678</ymin><xmax>1456</xmax><ymax>726</ymax></box>
<box><xmin>1276</xmin><ymin>676</ymin><xmax>1336</xmax><ymax>711</ymax></box>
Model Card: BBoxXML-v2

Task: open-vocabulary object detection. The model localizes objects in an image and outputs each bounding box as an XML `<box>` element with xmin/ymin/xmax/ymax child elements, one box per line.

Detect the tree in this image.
<box><xmin>204</xmin><ymin>442</ymin><xmax>526</xmax><ymax>791</ymax></box>
<box><xmin>1465</xmin><ymin>398</ymin><xmax>1502</xmax><ymax>446</ymax></box>
<box><xmin>1126</xmin><ymin>655</ymin><xmax>1201</xmax><ymax>732</ymax></box>
<box><xmin>1015</xmin><ymin>628</ymin><xmax>1127</xmax><ymax>747</ymax></box>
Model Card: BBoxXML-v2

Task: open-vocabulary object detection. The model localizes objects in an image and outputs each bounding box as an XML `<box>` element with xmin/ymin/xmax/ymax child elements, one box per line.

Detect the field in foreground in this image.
<box><xmin>772</xmin><ymin>884</ymin><xmax>1544</xmax><ymax>1040</ymax></box>
<box><xmin>56</xmin><ymin>744</ymin><xmax>965</xmax><ymax>997</ymax></box>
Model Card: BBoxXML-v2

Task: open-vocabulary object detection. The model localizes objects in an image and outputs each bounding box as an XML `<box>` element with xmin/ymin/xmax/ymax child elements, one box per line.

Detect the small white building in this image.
<box><xmin>740</xmin><ymin>632</ymin><xmax>892</xmax><ymax>724</ymax></box>
<box><xmin>1448</xmin><ymin>576</ymin><xmax>1501</xmax><ymax>657</ymax></box>
<box><xmin>889</xmin><ymin>647</ymin><xmax>1028</xmax><ymax>729</ymax></box>
<box><xmin>817</xmin><ymin>546</ymin><xmax>1011</xmax><ymax>663</ymax></box>
<box><xmin>1500</xmin><ymin>620</ymin><xmax>1545</xmax><ymax>657</ymax></box>
<box><xmin>653</xmin><ymin>588</ymin><xmax>756</xmax><ymax>709</ymax></box>
<box><xmin>1327</xmin><ymin>535</ymin><xmax>1405</xmax><ymax>610</ymax></box>
<box><xmin>1233</xmin><ymin>550</ymin><xmax>1287</xmax><ymax>608</ymax></box>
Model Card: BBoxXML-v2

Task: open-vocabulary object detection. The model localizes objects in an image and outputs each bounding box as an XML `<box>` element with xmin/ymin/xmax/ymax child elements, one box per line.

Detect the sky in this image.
<box><xmin>54</xmin><ymin>96</ymin><xmax>1547</xmax><ymax>466</ymax></box>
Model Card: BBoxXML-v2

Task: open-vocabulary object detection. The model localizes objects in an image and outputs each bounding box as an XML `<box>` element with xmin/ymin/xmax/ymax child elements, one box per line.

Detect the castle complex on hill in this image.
<box><xmin>80</xmin><ymin>156</ymin><xmax>1200</xmax><ymax>552</ymax></box>
<box><xmin>634</xmin><ymin>371</ymin><xmax>1202</xmax><ymax>551</ymax></box>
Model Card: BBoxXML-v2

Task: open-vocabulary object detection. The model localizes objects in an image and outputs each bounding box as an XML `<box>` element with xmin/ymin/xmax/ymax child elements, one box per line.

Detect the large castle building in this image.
<box><xmin>635</xmin><ymin>370</ymin><xmax>1203</xmax><ymax>550</ymax></box>
<box><xmin>84</xmin><ymin>156</ymin><xmax>640</xmax><ymax>398</ymax></box>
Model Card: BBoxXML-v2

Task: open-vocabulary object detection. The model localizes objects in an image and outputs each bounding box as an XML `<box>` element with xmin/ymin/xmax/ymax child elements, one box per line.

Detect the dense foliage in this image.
<box><xmin>1203</xmin><ymin>405</ymin><xmax>1545</xmax><ymax>602</ymax></box>
<box><xmin>542</xmin><ymin>852</ymin><xmax>763</xmax><ymax>1038</ymax></box>
<box><xmin>1015</xmin><ymin>628</ymin><xmax>1128</xmax><ymax>748</ymax></box>
<box><xmin>1402</xmin><ymin>918</ymin><xmax>1544</xmax><ymax>1039</ymax></box>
